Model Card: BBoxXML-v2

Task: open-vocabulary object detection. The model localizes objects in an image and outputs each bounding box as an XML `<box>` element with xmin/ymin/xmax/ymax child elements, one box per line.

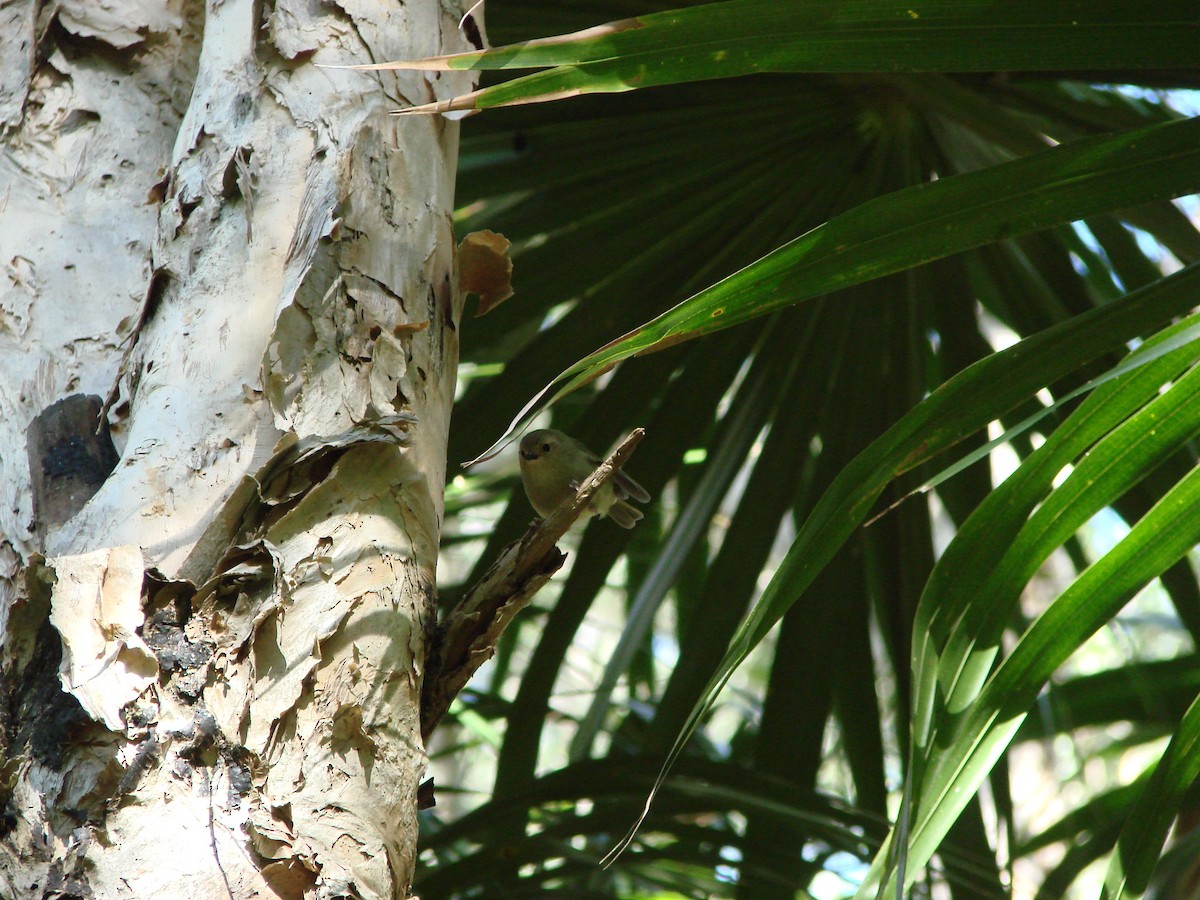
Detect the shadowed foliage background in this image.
<box><xmin>419</xmin><ymin>2</ymin><xmax>1200</xmax><ymax>897</ymax></box>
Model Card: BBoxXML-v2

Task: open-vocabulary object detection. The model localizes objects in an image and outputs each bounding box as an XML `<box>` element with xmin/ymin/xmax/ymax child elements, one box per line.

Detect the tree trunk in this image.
<box><xmin>0</xmin><ymin>1</ymin><xmax>478</xmax><ymax>897</ymax></box>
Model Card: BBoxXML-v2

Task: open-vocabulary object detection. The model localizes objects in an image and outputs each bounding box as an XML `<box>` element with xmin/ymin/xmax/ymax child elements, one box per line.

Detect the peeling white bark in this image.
<box><xmin>48</xmin><ymin>546</ymin><xmax>157</xmax><ymax>731</ymax></box>
<box><xmin>0</xmin><ymin>0</ymin><xmax>194</xmax><ymax>564</ymax></box>
<box><xmin>1</xmin><ymin>0</ymin><xmax>477</xmax><ymax>897</ymax></box>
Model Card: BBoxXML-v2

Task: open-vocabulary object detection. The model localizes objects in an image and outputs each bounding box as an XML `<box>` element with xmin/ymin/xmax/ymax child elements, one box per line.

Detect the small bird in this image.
<box><xmin>519</xmin><ymin>429</ymin><xmax>649</xmax><ymax>528</ymax></box>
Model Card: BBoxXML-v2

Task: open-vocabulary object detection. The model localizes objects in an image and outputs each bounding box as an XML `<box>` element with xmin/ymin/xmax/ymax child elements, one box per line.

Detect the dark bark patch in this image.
<box><xmin>39</xmin><ymin>859</ymin><xmax>94</xmax><ymax>900</ymax></box>
<box><xmin>25</xmin><ymin>394</ymin><xmax>119</xmax><ymax>532</ymax></box>
<box><xmin>143</xmin><ymin>588</ymin><xmax>212</xmax><ymax>694</ymax></box>
<box><xmin>114</xmin><ymin>732</ymin><xmax>158</xmax><ymax>796</ymax></box>
<box><xmin>3</xmin><ymin>594</ymin><xmax>90</xmax><ymax>772</ymax></box>
<box><xmin>461</xmin><ymin>12</ymin><xmax>484</xmax><ymax>50</ymax></box>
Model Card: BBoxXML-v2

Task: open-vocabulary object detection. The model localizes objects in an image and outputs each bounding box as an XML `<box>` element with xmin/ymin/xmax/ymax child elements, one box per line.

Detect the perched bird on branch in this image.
<box><xmin>519</xmin><ymin>429</ymin><xmax>649</xmax><ymax>528</ymax></box>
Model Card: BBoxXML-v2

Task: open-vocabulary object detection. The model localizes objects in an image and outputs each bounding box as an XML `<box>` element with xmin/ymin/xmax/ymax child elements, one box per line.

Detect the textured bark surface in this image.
<box><xmin>0</xmin><ymin>1</ymin><xmax>477</xmax><ymax>897</ymax></box>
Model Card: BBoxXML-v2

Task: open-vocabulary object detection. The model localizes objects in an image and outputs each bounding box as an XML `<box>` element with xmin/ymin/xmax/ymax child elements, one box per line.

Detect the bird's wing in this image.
<box><xmin>578</xmin><ymin>437</ymin><xmax>649</xmax><ymax>502</ymax></box>
<box><xmin>612</xmin><ymin>469</ymin><xmax>650</xmax><ymax>502</ymax></box>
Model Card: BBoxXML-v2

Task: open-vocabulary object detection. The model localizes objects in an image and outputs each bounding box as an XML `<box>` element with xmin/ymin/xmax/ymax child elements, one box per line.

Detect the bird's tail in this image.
<box><xmin>607</xmin><ymin>500</ymin><xmax>643</xmax><ymax>529</ymax></box>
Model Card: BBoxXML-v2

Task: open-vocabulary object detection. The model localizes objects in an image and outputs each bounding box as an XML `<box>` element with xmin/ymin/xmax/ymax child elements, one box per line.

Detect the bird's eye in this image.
<box><xmin>542</xmin><ymin>443</ymin><xmax>551</xmax><ymax>453</ymax></box>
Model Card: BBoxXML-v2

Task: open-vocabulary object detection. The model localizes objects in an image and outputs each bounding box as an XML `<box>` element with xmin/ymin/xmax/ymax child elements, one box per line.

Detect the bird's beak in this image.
<box><xmin>520</xmin><ymin>449</ymin><xmax>538</xmax><ymax>461</ymax></box>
